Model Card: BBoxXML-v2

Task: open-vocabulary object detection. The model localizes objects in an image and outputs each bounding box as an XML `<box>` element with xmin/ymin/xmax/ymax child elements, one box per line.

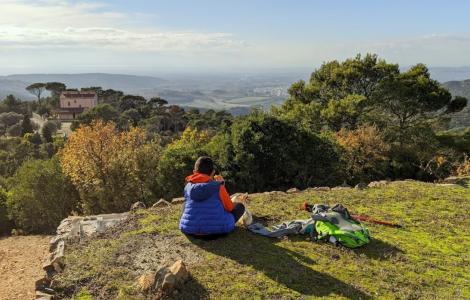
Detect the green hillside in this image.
<box><xmin>443</xmin><ymin>80</ymin><xmax>470</xmax><ymax>129</ymax></box>
<box><xmin>52</xmin><ymin>180</ymin><xmax>470</xmax><ymax>299</ymax></box>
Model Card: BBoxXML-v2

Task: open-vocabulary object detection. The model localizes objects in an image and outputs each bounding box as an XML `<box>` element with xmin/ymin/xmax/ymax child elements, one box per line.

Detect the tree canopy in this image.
<box><xmin>26</xmin><ymin>83</ymin><xmax>46</xmax><ymax>102</ymax></box>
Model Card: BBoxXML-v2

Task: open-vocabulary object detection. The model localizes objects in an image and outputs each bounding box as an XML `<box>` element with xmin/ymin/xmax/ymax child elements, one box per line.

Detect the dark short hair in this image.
<box><xmin>194</xmin><ymin>156</ymin><xmax>214</xmax><ymax>175</ymax></box>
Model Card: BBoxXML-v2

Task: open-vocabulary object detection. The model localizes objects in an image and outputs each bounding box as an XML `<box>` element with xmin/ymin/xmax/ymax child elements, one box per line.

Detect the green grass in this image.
<box><xmin>53</xmin><ymin>180</ymin><xmax>470</xmax><ymax>299</ymax></box>
<box><xmin>74</xmin><ymin>288</ymin><xmax>93</xmax><ymax>300</ymax></box>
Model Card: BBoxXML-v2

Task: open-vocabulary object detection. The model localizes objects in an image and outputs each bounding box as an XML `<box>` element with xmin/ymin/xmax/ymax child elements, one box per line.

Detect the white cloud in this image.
<box><xmin>0</xmin><ymin>1</ymin><xmax>468</xmax><ymax>73</ymax></box>
<box><xmin>360</xmin><ymin>34</ymin><xmax>470</xmax><ymax>66</ymax></box>
<box><xmin>0</xmin><ymin>0</ymin><xmax>245</xmax><ymax>52</ymax></box>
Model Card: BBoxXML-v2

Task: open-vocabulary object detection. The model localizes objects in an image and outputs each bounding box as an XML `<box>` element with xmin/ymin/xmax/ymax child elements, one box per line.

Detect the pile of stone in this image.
<box><xmin>34</xmin><ymin>198</ymin><xmax>185</xmax><ymax>299</ymax></box>
<box><xmin>367</xmin><ymin>180</ymin><xmax>389</xmax><ymax>188</ymax></box>
<box><xmin>137</xmin><ymin>260</ymin><xmax>190</xmax><ymax>297</ymax></box>
<box><xmin>263</xmin><ymin>179</ymin><xmax>395</xmax><ymax>194</ymax></box>
<box><xmin>35</xmin><ymin>212</ymin><xmax>129</xmax><ymax>299</ymax></box>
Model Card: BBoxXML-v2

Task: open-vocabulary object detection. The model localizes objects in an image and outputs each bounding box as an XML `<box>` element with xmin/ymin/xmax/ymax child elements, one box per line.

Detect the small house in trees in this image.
<box><xmin>55</xmin><ymin>91</ymin><xmax>97</xmax><ymax>121</ymax></box>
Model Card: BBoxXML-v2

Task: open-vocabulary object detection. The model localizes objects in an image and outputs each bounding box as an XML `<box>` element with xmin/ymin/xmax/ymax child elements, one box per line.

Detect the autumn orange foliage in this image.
<box><xmin>456</xmin><ymin>154</ymin><xmax>470</xmax><ymax>176</ymax></box>
<box><xmin>336</xmin><ymin>125</ymin><xmax>390</xmax><ymax>183</ymax></box>
<box><xmin>60</xmin><ymin>120</ymin><xmax>159</xmax><ymax>214</ymax></box>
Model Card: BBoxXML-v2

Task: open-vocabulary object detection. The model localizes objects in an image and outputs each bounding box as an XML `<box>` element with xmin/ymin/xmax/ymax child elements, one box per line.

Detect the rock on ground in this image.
<box><xmin>442</xmin><ymin>176</ymin><xmax>470</xmax><ymax>185</ymax></box>
<box><xmin>306</xmin><ymin>187</ymin><xmax>331</xmax><ymax>192</ymax></box>
<box><xmin>286</xmin><ymin>188</ymin><xmax>300</xmax><ymax>194</ymax></box>
<box><xmin>130</xmin><ymin>201</ymin><xmax>146</xmax><ymax>211</ymax></box>
<box><xmin>355</xmin><ymin>183</ymin><xmax>367</xmax><ymax>190</ymax></box>
<box><xmin>137</xmin><ymin>271</ymin><xmax>157</xmax><ymax>292</ymax></box>
<box><xmin>137</xmin><ymin>260</ymin><xmax>190</xmax><ymax>295</ymax></box>
<box><xmin>171</xmin><ymin>197</ymin><xmax>185</xmax><ymax>204</ymax></box>
<box><xmin>368</xmin><ymin>180</ymin><xmax>389</xmax><ymax>188</ymax></box>
<box><xmin>152</xmin><ymin>199</ymin><xmax>171</xmax><ymax>208</ymax></box>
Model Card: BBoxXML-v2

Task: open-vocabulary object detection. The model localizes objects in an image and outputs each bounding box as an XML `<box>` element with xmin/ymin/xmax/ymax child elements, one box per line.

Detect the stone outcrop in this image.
<box><xmin>354</xmin><ymin>183</ymin><xmax>367</xmax><ymax>190</ymax></box>
<box><xmin>130</xmin><ymin>201</ymin><xmax>146</xmax><ymax>211</ymax></box>
<box><xmin>368</xmin><ymin>180</ymin><xmax>389</xmax><ymax>188</ymax></box>
<box><xmin>306</xmin><ymin>187</ymin><xmax>331</xmax><ymax>192</ymax></box>
<box><xmin>35</xmin><ymin>290</ymin><xmax>53</xmax><ymax>300</ymax></box>
<box><xmin>43</xmin><ymin>239</ymin><xmax>65</xmax><ymax>277</ymax></box>
<box><xmin>436</xmin><ymin>183</ymin><xmax>459</xmax><ymax>187</ymax></box>
<box><xmin>53</xmin><ymin>213</ymin><xmax>129</xmax><ymax>242</ymax></box>
<box><xmin>286</xmin><ymin>188</ymin><xmax>300</xmax><ymax>194</ymax></box>
<box><xmin>264</xmin><ymin>191</ymin><xmax>286</xmax><ymax>196</ymax></box>
<box><xmin>158</xmin><ymin>260</ymin><xmax>189</xmax><ymax>293</ymax></box>
<box><xmin>442</xmin><ymin>176</ymin><xmax>470</xmax><ymax>186</ymax></box>
<box><xmin>137</xmin><ymin>271</ymin><xmax>157</xmax><ymax>292</ymax></box>
<box><xmin>36</xmin><ymin>212</ymin><xmax>129</xmax><ymax>298</ymax></box>
<box><xmin>152</xmin><ymin>199</ymin><xmax>171</xmax><ymax>208</ymax></box>
<box><xmin>137</xmin><ymin>260</ymin><xmax>189</xmax><ymax>295</ymax></box>
<box><xmin>172</xmin><ymin>197</ymin><xmax>185</xmax><ymax>204</ymax></box>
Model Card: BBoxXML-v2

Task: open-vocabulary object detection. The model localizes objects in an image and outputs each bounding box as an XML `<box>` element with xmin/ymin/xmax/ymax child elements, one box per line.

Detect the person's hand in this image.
<box><xmin>214</xmin><ymin>175</ymin><xmax>224</xmax><ymax>182</ymax></box>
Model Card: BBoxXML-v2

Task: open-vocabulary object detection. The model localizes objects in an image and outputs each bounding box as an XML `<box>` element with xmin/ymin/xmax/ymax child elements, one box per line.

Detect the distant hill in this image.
<box><xmin>429</xmin><ymin>67</ymin><xmax>470</xmax><ymax>82</ymax></box>
<box><xmin>442</xmin><ymin>80</ymin><xmax>470</xmax><ymax>129</ymax></box>
<box><xmin>0</xmin><ymin>73</ymin><xmax>296</xmax><ymax>113</ymax></box>
<box><xmin>0</xmin><ymin>79</ymin><xmax>36</xmax><ymax>100</ymax></box>
<box><xmin>443</xmin><ymin>79</ymin><xmax>470</xmax><ymax>99</ymax></box>
<box><xmin>2</xmin><ymin>73</ymin><xmax>166</xmax><ymax>93</ymax></box>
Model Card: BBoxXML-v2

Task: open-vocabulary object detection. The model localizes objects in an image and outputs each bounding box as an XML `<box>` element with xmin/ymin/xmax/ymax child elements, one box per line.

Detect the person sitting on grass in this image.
<box><xmin>179</xmin><ymin>156</ymin><xmax>245</xmax><ymax>238</ymax></box>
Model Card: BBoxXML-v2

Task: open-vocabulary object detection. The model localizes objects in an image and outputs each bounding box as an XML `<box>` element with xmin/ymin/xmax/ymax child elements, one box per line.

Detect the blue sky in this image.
<box><xmin>105</xmin><ymin>0</ymin><xmax>469</xmax><ymax>39</ymax></box>
<box><xmin>0</xmin><ymin>0</ymin><xmax>469</xmax><ymax>74</ymax></box>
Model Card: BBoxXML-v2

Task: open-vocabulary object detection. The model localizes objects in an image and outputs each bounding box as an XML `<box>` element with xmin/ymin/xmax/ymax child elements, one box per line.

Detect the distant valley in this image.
<box><xmin>1</xmin><ymin>68</ymin><xmax>470</xmax><ymax>120</ymax></box>
<box><xmin>0</xmin><ymin>72</ymin><xmax>305</xmax><ymax>115</ymax></box>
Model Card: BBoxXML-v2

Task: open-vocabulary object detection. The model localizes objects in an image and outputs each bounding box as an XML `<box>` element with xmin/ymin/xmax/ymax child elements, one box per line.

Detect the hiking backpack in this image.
<box><xmin>302</xmin><ymin>204</ymin><xmax>370</xmax><ymax>248</ymax></box>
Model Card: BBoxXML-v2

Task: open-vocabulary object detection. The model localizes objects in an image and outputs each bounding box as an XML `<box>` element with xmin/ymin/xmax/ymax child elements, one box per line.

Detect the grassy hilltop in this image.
<box><xmin>53</xmin><ymin>180</ymin><xmax>469</xmax><ymax>299</ymax></box>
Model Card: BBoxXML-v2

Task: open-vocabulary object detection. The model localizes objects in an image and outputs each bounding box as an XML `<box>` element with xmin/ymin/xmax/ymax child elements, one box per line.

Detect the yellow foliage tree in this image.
<box><xmin>167</xmin><ymin>126</ymin><xmax>210</xmax><ymax>150</ymax></box>
<box><xmin>456</xmin><ymin>154</ymin><xmax>470</xmax><ymax>176</ymax></box>
<box><xmin>60</xmin><ymin>120</ymin><xmax>160</xmax><ymax>214</ymax></box>
<box><xmin>336</xmin><ymin>125</ymin><xmax>390</xmax><ymax>183</ymax></box>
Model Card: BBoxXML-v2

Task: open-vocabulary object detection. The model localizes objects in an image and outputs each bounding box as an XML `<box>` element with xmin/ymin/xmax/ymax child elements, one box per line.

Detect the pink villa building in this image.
<box><xmin>55</xmin><ymin>91</ymin><xmax>97</xmax><ymax>121</ymax></box>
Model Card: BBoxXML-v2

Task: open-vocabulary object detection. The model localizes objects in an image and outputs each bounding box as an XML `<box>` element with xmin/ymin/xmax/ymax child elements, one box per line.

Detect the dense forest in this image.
<box><xmin>0</xmin><ymin>54</ymin><xmax>469</xmax><ymax>235</ymax></box>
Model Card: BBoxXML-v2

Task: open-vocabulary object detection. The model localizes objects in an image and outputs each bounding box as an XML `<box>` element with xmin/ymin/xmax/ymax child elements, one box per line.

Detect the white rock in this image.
<box><xmin>152</xmin><ymin>199</ymin><xmax>171</xmax><ymax>208</ymax></box>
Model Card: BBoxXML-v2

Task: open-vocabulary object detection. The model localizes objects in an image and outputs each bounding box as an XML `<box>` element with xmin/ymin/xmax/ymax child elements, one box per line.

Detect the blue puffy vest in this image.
<box><xmin>179</xmin><ymin>181</ymin><xmax>235</xmax><ymax>235</ymax></box>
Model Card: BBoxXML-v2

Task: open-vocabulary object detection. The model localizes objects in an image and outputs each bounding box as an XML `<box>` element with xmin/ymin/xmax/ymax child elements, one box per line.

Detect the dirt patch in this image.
<box><xmin>119</xmin><ymin>234</ymin><xmax>203</xmax><ymax>272</ymax></box>
<box><xmin>0</xmin><ymin>235</ymin><xmax>51</xmax><ymax>300</ymax></box>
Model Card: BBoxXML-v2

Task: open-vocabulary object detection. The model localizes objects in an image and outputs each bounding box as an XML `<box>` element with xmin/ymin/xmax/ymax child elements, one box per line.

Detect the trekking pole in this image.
<box><xmin>350</xmin><ymin>214</ymin><xmax>402</xmax><ymax>228</ymax></box>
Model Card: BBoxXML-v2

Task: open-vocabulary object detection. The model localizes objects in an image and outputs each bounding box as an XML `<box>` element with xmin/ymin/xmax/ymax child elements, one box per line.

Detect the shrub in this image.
<box><xmin>6</xmin><ymin>158</ymin><xmax>79</xmax><ymax>234</ymax></box>
<box><xmin>336</xmin><ymin>125</ymin><xmax>390</xmax><ymax>183</ymax></box>
<box><xmin>0</xmin><ymin>188</ymin><xmax>11</xmax><ymax>235</ymax></box>
<box><xmin>42</xmin><ymin>120</ymin><xmax>59</xmax><ymax>142</ymax></box>
<box><xmin>456</xmin><ymin>155</ymin><xmax>470</xmax><ymax>176</ymax></box>
<box><xmin>436</xmin><ymin>128</ymin><xmax>470</xmax><ymax>154</ymax></box>
<box><xmin>6</xmin><ymin>122</ymin><xmax>22</xmax><ymax>137</ymax></box>
<box><xmin>158</xmin><ymin>127</ymin><xmax>210</xmax><ymax>198</ymax></box>
<box><xmin>21</xmin><ymin>114</ymin><xmax>34</xmax><ymax>136</ymax></box>
<box><xmin>420</xmin><ymin>155</ymin><xmax>454</xmax><ymax>181</ymax></box>
<box><xmin>387</xmin><ymin>125</ymin><xmax>442</xmax><ymax>180</ymax></box>
<box><xmin>225</xmin><ymin>113</ymin><xmax>340</xmax><ymax>192</ymax></box>
<box><xmin>71</xmin><ymin>103</ymin><xmax>120</xmax><ymax>131</ymax></box>
<box><xmin>60</xmin><ymin>121</ymin><xmax>160</xmax><ymax>214</ymax></box>
<box><xmin>0</xmin><ymin>112</ymin><xmax>23</xmax><ymax>128</ymax></box>
<box><xmin>0</xmin><ymin>137</ymin><xmax>39</xmax><ymax>178</ymax></box>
